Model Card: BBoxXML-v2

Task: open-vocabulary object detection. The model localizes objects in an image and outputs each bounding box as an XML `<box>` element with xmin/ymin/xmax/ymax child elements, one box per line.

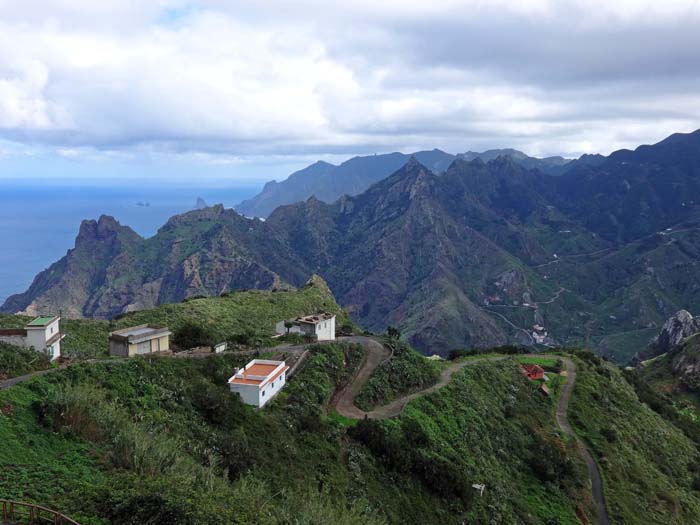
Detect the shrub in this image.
<box><xmin>173</xmin><ymin>321</ymin><xmax>214</xmax><ymax>350</ymax></box>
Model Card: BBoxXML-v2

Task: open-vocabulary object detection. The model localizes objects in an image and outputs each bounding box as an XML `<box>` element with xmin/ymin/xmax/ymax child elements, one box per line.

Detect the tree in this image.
<box><xmin>386</xmin><ymin>326</ymin><xmax>401</xmax><ymax>339</ymax></box>
<box><xmin>172</xmin><ymin>322</ymin><xmax>214</xmax><ymax>350</ymax></box>
<box><xmin>284</xmin><ymin>320</ymin><xmax>294</xmax><ymax>334</ymax></box>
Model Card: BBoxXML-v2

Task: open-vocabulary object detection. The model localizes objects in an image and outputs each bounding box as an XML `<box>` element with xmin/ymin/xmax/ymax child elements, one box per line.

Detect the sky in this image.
<box><xmin>1</xmin><ymin>0</ymin><xmax>699</xmax><ymax>184</ymax></box>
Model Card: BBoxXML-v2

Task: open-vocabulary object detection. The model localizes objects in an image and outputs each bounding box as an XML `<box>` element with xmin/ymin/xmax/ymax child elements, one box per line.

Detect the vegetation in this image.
<box><xmin>0</xmin><ymin>347</ymin><xmax>584</xmax><ymax>524</ymax></box>
<box><xmin>355</xmin><ymin>339</ymin><xmax>440</xmax><ymax>411</ymax></box>
<box><xmin>568</xmin><ymin>349</ymin><xmax>700</xmax><ymax>524</ymax></box>
<box><xmin>0</xmin><ymin>279</ymin><xmax>349</xmax><ymax>359</ymax></box>
<box><xmin>448</xmin><ymin>344</ymin><xmax>528</xmax><ymax>360</ymax></box>
<box><xmin>0</xmin><ymin>343</ymin><xmax>382</xmax><ymax>524</ymax></box>
<box><xmin>3</xmin><ymin>336</ymin><xmax>700</xmax><ymax>523</ymax></box>
<box><xmin>352</xmin><ymin>358</ymin><xmax>592</xmax><ymax>523</ymax></box>
<box><xmin>0</xmin><ymin>342</ymin><xmax>52</xmax><ymax>379</ymax></box>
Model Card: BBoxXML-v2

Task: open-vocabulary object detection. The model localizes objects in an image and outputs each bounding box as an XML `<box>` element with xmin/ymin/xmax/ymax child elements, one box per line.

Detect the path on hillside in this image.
<box><xmin>332</xmin><ymin>337</ymin><xmax>392</xmax><ymax>418</ymax></box>
<box><xmin>555</xmin><ymin>357</ymin><xmax>610</xmax><ymax>525</ymax></box>
<box><xmin>333</xmin><ymin>348</ymin><xmax>609</xmax><ymax>525</ymax></box>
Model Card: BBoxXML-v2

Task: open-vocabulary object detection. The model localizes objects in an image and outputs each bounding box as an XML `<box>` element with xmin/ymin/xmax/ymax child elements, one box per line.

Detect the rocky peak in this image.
<box><xmin>650</xmin><ymin>310</ymin><xmax>700</xmax><ymax>354</ymax></box>
<box><xmin>76</xmin><ymin>215</ymin><xmax>131</xmax><ymax>245</ymax></box>
<box><xmin>304</xmin><ymin>274</ymin><xmax>332</xmax><ymax>294</ymax></box>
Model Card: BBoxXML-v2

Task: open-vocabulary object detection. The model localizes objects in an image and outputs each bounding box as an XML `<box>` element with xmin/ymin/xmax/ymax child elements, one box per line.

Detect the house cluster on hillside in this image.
<box><xmin>531</xmin><ymin>324</ymin><xmax>548</xmax><ymax>344</ymax></box>
<box><xmin>0</xmin><ymin>316</ymin><xmax>64</xmax><ymax>361</ymax></box>
<box><xmin>2</xmin><ymin>311</ymin><xmax>335</xmax><ymax>409</ymax></box>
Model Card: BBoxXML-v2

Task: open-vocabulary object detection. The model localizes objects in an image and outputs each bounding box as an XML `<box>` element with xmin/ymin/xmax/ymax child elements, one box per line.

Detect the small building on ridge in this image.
<box><xmin>228</xmin><ymin>359</ymin><xmax>289</xmax><ymax>407</ymax></box>
<box><xmin>275</xmin><ymin>313</ymin><xmax>336</xmax><ymax>341</ymax></box>
<box><xmin>520</xmin><ymin>363</ymin><xmax>545</xmax><ymax>381</ymax></box>
<box><xmin>109</xmin><ymin>324</ymin><xmax>171</xmax><ymax>357</ymax></box>
<box><xmin>0</xmin><ymin>315</ymin><xmax>64</xmax><ymax>361</ymax></box>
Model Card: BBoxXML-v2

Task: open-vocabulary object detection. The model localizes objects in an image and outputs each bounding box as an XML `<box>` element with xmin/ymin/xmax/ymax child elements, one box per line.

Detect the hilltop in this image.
<box><xmin>0</xmin><ymin>276</ymin><xmax>350</xmax><ymax>360</ymax></box>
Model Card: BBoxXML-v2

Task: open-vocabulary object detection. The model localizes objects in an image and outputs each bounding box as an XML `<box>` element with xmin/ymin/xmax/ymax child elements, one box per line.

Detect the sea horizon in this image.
<box><xmin>0</xmin><ymin>180</ymin><xmax>259</xmax><ymax>303</ymax></box>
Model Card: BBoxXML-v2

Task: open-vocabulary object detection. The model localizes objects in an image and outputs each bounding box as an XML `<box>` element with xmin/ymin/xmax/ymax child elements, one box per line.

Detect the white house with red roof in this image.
<box><xmin>228</xmin><ymin>359</ymin><xmax>289</xmax><ymax>407</ymax></box>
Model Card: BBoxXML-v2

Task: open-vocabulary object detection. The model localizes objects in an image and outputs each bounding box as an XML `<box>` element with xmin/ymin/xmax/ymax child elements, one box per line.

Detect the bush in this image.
<box><xmin>0</xmin><ymin>343</ymin><xmax>51</xmax><ymax>379</ymax></box>
<box><xmin>173</xmin><ymin>322</ymin><xmax>215</xmax><ymax>350</ymax></box>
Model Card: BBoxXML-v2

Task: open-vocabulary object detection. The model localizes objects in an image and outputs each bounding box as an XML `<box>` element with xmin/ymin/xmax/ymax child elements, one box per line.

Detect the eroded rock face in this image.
<box><xmin>650</xmin><ymin>310</ymin><xmax>700</xmax><ymax>354</ymax></box>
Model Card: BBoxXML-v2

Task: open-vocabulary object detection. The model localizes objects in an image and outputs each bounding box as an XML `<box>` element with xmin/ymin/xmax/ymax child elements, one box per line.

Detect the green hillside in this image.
<box><xmin>0</xmin><ymin>276</ymin><xmax>351</xmax><ymax>360</ymax></box>
<box><xmin>569</xmin><ymin>350</ymin><xmax>700</xmax><ymax>524</ymax></box>
<box><xmin>0</xmin><ymin>344</ymin><xmax>582</xmax><ymax>524</ymax></box>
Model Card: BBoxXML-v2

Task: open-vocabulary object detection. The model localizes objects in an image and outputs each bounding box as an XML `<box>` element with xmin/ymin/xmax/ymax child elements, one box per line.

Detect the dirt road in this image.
<box><xmin>333</xmin><ymin>347</ymin><xmax>610</xmax><ymax>525</ymax></box>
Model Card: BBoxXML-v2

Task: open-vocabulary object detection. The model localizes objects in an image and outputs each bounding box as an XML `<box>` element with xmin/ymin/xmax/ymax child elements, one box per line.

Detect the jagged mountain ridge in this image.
<box><xmin>5</xmin><ymin>129</ymin><xmax>700</xmax><ymax>358</ymax></box>
<box><xmin>2</xmin><ymin>206</ymin><xmax>310</xmax><ymax>318</ymax></box>
<box><xmin>235</xmin><ymin>147</ymin><xmax>573</xmax><ymax>218</ymax></box>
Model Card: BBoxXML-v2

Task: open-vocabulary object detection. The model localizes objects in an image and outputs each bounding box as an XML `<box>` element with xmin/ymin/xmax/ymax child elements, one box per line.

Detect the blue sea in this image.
<box><xmin>0</xmin><ymin>182</ymin><xmax>259</xmax><ymax>303</ymax></box>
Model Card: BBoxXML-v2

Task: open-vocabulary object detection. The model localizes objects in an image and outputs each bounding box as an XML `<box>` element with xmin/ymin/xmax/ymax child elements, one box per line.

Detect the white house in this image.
<box><xmin>228</xmin><ymin>359</ymin><xmax>289</xmax><ymax>407</ymax></box>
<box><xmin>275</xmin><ymin>313</ymin><xmax>336</xmax><ymax>341</ymax></box>
<box><xmin>0</xmin><ymin>315</ymin><xmax>64</xmax><ymax>361</ymax></box>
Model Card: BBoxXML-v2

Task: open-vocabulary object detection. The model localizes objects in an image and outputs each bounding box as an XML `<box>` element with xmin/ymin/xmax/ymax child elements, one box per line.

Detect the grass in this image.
<box><xmin>325</xmin><ymin>409</ymin><xmax>360</xmax><ymax>427</ymax></box>
<box><xmin>516</xmin><ymin>356</ymin><xmax>560</xmax><ymax>368</ymax></box>
<box><xmin>2</xmin><ymin>316</ymin><xmax>698</xmax><ymax>525</ymax></box>
<box><xmin>354</xmin><ymin>338</ymin><xmax>441</xmax><ymax>411</ymax></box>
<box><xmin>0</xmin><ymin>279</ymin><xmax>351</xmax><ymax>360</ymax></box>
<box><xmin>568</xmin><ymin>349</ymin><xmax>700</xmax><ymax>524</ymax></box>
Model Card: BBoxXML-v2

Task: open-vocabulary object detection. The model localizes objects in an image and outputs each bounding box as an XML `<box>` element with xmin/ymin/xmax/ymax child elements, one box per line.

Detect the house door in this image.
<box><xmin>137</xmin><ymin>341</ymin><xmax>151</xmax><ymax>354</ymax></box>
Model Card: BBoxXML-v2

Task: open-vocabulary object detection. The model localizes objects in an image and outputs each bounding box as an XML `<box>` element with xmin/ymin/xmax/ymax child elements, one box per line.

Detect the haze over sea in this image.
<box><xmin>0</xmin><ymin>182</ymin><xmax>258</xmax><ymax>304</ymax></box>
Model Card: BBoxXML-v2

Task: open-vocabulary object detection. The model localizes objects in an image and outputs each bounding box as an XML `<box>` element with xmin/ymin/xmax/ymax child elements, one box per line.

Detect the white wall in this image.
<box><xmin>315</xmin><ymin>316</ymin><xmax>336</xmax><ymax>341</ymax></box>
<box><xmin>229</xmin><ymin>383</ymin><xmax>261</xmax><ymax>406</ymax></box>
<box><xmin>258</xmin><ymin>371</ymin><xmax>286</xmax><ymax>407</ymax></box>
<box><xmin>229</xmin><ymin>371</ymin><xmax>287</xmax><ymax>407</ymax></box>
<box><xmin>0</xmin><ymin>335</ymin><xmax>27</xmax><ymax>347</ymax></box>
<box><xmin>275</xmin><ymin>320</ymin><xmax>302</xmax><ymax>336</ymax></box>
<box><xmin>47</xmin><ymin>340</ymin><xmax>61</xmax><ymax>361</ymax></box>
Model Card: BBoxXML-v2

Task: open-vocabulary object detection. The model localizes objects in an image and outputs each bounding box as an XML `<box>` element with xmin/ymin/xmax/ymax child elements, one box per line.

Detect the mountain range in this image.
<box><xmin>3</xmin><ymin>129</ymin><xmax>700</xmax><ymax>361</ymax></box>
<box><xmin>235</xmin><ymin>148</ymin><xmax>571</xmax><ymax>218</ymax></box>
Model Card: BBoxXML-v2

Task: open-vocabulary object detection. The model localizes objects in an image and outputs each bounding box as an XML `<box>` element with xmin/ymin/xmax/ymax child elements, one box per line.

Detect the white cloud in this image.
<box><xmin>0</xmin><ymin>0</ymin><xmax>698</xmax><ymax>164</ymax></box>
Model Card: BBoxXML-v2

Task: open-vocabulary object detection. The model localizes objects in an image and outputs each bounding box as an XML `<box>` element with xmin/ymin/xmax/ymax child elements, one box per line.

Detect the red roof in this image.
<box><xmin>521</xmin><ymin>364</ymin><xmax>545</xmax><ymax>380</ymax></box>
<box><xmin>229</xmin><ymin>361</ymin><xmax>289</xmax><ymax>388</ymax></box>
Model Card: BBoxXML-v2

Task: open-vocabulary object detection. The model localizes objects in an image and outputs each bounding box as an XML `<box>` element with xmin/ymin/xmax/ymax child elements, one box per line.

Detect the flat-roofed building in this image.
<box><xmin>109</xmin><ymin>324</ymin><xmax>171</xmax><ymax>357</ymax></box>
<box><xmin>0</xmin><ymin>315</ymin><xmax>64</xmax><ymax>361</ymax></box>
<box><xmin>228</xmin><ymin>359</ymin><xmax>289</xmax><ymax>407</ymax></box>
<box><xmin>275</xmin><ymin>312</ymin><xmax>336</xmax><ymax>341</ymax></box>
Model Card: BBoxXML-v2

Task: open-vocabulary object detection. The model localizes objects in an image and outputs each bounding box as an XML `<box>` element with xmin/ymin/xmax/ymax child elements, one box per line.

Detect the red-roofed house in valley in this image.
<box><xmin>228</xmin><ymin>359</ymin><xmax>289</xmax><ymax>407</ymax></box>
<box><xmin>520</xmin><ymin>364</ymin><xmax>545</xmax><ymax>381</ymax></box>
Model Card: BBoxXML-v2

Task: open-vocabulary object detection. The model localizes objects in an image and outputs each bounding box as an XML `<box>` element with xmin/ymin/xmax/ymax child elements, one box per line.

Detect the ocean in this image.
<box><xmin>0</xmin><ymin>182</ymin><xmax>259</xmax><ymax>304</ymax></box>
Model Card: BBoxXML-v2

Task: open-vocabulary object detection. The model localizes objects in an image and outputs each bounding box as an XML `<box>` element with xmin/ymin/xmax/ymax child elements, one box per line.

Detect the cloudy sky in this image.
<box><xmin>1</xmin><ymin>0</ymin><xmax>699</xmax><ymax>183</ymax></box>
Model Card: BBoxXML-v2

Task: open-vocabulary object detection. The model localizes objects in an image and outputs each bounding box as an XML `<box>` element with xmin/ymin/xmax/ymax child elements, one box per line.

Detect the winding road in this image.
<box><xmin>1</xmin><ymin>337</ymin><xmax>609</xmax><ymax>524</ymax></box>
<box><xmin>332</xmin><ymin>345</ymin><xmax>610</xmax><ymax>525</ymax></box>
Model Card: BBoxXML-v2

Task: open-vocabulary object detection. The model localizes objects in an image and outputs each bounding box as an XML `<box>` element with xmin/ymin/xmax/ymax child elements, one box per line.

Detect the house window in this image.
<box><xmin>262</xmin><ymin>390</ymin><xmax>266</xmax><ymax>396</ymax></box>
<box><xmin>272</xmin><ymin>382</ymin><xmax>275</xmax><ymax>388</ymax></box>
